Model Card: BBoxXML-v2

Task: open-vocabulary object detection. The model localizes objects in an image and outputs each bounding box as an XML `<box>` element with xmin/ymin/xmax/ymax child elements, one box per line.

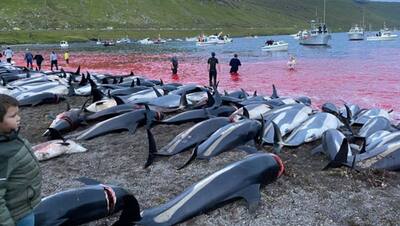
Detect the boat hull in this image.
<box><xmin>366</xmin><ymin>35</ymin><xmax>398</xmax><ymax>41</ymax></box>
<box><xmin>261</xmin><ymin>44</ymin><xmax>288</xmax><ymax>52</ymax></box>
<box><xmin>348</xmin><ymin>32</ymin><xmax>364</xmax><ymax>40</ymax></box>
<box><xmin>299</xmin><ymin>33</ymin><xmax>331</xmax><ymax>45</ymax></box>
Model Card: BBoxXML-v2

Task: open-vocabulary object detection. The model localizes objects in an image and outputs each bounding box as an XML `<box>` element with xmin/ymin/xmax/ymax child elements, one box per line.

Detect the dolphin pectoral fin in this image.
<box><xmin>76</xmin><ymin>177</ymin><xmax>102</xmax><ymax>185</ymax></box>
<box><xmin>144</xmin><ymin>128</ymin><xmax>157</xmax><ymax>169</ymax></box>
<box><xmin>177</xmin><ymin>146</ymin><xmax>198</xmax><ymax>170</ymax></box>
<box><xmin>127</xmin><ymin>123</ymin><xmax>138</xmax><ymax>134</ymax></box>
<box><xmin>311</xmin><ymin>144</ymin><xmax>323</xmax><ymax>155</ymax></box>
<box><xmin>112</xmin><ymin>195</ymin><xmax>141</xmax><ymax>226</ymax></box>
<box><xmin>225</xmin><ymin>184</ymin><xmax>261</xmax><ymax>213</ymax></box>
<box><xmin>323</xmin><ymin>138</ymin><xmax>350</xmax><ymax>170</ymax></box>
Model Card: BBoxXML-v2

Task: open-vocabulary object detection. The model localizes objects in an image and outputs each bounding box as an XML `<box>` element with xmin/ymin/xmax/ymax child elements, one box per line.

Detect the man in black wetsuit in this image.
<box><xmin>229</xmin><ymin>53</ymin><xmax>241</xmax><ymax>74</ymax></box>
<box><xmin>207</xmin><ymin>52</ymin><xmax>220</xmax><ymax>87</ymax></box>
<box><xmin>171</xmin><ymin>56</ymin><xmax>178</xmax><ymax>75</ymax></box>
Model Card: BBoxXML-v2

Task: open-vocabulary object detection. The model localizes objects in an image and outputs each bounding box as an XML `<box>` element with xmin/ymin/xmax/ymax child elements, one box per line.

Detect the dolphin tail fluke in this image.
<box><xmin>112</xmin><ymin>195</ymin><xmax>141</xmax><ymax>226</ymax></box>
<box><xmin>272</xmin><ymin>122</ymin><xmax>284</xmax><ymax>153</ymax></box>
<box><xmin>177</xmin><ymin>146</ymin><xmax>198</xmax><ymax>170</ymax></box>
<box><xmin>271</xmin><ymin>84</ymin><xmax>279</xmax><ymax>99</ymax></box>
<box><xmin>143</xmin><ymin>128</ymin><xmax>158</xmax><ymax>169</ymax></box>
<box><xmin>223</xmin><ymin>183</ymin><xmax>261</xmax><ymax>213</ymax></box>
<box><xmin>323</xmin><ymin>138</ymin><xmax>350</xmax><ymax>170</ymax></box>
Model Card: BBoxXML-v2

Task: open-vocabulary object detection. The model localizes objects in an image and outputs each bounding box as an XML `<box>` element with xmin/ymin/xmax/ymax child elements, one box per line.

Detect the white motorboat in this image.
<box><xmin>261</xmin><ymin>41</ymin><xmax>288</xmax><ymax>51</ymax></box>
<box><xmin>291</xmin><ymin>31</ymin><xmax>305</xmax><ymax>40</ymax></box>
<box><xmin>299</xmin><ymin>0</ymin><xmax>331</xmax><ymax>45</ymax></box>
<box><xmin>116</xmin><ymin>37</ymin><xmax>132</xmax><ymax>44</ymax></box>
<box><xmin>366</xmin><ymin>27</ymin><xmax>398</xmax><ymax>41</ymax></box>
<box><xmin>299</xmin><ymin>20</ymin><xmax>331</xmax><ymax>45</ymax></box>
<box><xmin>196</xmin><ymin>34</ymin><xmax>232</xmax><ymax>46</ymax></box>
<box><xmin>138</xmin><ymin>38</ymin><xmax>154</xmax><ymax>45</ymax></box>
<box><xmin>60</xmin><ymin>40</ymin><xmax>69</xmax><ymax>48</ymax></box>
<box><xmin>348</xmin><ymin>24</ymin><xmax>365</xmax><ymax>40</ymax></box>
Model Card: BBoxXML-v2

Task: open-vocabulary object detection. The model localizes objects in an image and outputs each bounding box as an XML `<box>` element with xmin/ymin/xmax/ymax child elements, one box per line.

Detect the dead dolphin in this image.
<box><xmin>34</xmin><ymin>179</ymin><xmax>139</xmax><ymax>226</ymax></box>
<box><xmin>75</xmin><ymin>108</ymin><xmax>162</xmax><ymax>140</ymax></box>
<box><xmin>18</xmin><ymin>92</ymin><xmax>65</xmax><ymax>107</ymax></box>
<box><xmin>114</xmin><ymin>153</ymin><xmax>283</xmax><ymax>226</ymax></box>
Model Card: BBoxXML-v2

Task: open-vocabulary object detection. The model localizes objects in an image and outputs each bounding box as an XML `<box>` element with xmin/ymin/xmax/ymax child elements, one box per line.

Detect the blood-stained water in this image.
<box><xmin>11</xmin><ymin>32</ymin><xmax>400</xmax><ymax>121</ymax></box>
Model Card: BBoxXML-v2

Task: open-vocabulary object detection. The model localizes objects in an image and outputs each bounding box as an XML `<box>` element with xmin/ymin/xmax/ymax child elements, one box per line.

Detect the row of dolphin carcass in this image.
<box><xmin>1</xmin><ymin>62</ymin><xmax>400</xmax><ymax>225</ymax></box>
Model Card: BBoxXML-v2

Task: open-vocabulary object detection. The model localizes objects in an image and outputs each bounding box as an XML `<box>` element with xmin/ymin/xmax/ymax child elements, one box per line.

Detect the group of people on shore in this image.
<box><xmin>1</xmin><ymin>47</ymin><xmax>70</xmax><ymax>71</ymax></box>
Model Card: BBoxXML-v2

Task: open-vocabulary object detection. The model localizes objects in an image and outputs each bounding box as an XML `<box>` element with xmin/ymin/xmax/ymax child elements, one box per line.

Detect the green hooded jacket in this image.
<box><xmin>0</xmin><ymin>130</ymin><xmax>42</xmax><ymax>226</ymax></box>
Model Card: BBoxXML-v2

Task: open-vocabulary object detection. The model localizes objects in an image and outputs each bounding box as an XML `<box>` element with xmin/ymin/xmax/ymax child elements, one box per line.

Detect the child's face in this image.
<box><xmin>0</xmin><ymin>106</ymin><xmax>20</xmax><ymax>133</ymax></box>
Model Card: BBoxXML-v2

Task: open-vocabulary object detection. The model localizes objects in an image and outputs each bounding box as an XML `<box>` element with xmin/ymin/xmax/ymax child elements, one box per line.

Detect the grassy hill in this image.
<box><xmin>1</xmin><ymin>0</ymin><xmax>400</xmax><ymax>44</ymax></box>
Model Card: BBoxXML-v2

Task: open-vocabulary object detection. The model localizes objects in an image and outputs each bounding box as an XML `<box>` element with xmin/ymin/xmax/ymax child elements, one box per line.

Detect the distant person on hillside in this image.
<box><xmin>24</xmin><ymin>49</ymin><xmax>33</xmax><ymax>69</ymax></box>
<box><xmin>33</xmin><ymin>54</ymin><xmax>44</xmax><ymax>71</ymax></box>
<box><xmin>50</xmin><ymin>51</ymin><xmax>58</xmax><ymax>71</ymax></box>
<box><xmin>229</xmin><ymin>53</ymin><xmax>241</xmax><ymax>74</ymax></box>
<box><xmin>207</xmin><ymin>52</ymin><xmax>220</xmax><ymax>87</ymax></box>
<box><xmin>3</xmin><ymin>47</ymin><xmax>14</xmax><ymax>64</ymax></box>
<box><xmin>64</xmin><ymin>51</ymin><xmax>69</xmax><ymax>65</ymax></box>
<box><xmin>171</xmin><ymin>56</ymin><xmax>178</xmax><ymax>75</ymax></box>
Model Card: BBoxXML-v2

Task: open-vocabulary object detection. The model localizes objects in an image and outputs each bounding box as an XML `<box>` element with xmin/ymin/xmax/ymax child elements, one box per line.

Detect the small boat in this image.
<box><xmin>103</xmin><ymin>40</ymin><xmax>115</xmax><ymax>46</ymax></box>
<box><xmin>138</xmin><ymin>38</ymin><xmax>154</xmax><ymax>45</ymax></box>
<box><xmin>261</xmin><ymin>40</ymin><xmax>288</xmax><ymax>51</ymax></box>
<box><xmin>60</xmin><ymin>41</ymin><xmax>69</xmax><ymax>48</ymax></box>
<box><xmin>116</xmin><ymin>37</ymin><xmax>132</xmax><ymax>44</ymax></box>
<box><xmin>196</xmin><ymin>34</ymin><xmax>232</xmax><ymax>46</ymax></box>
<box><xmin>291</xmin><ymin>31</ymin><xmax>305</xmax><ymax>40</ymax></box>
<box><xmin>366</xmin><ymin>26</ymin><xmax>398</xmax><ymax>41</ymax></box>
<box><xmin>299</xmin><ymin>20</ymin><xmax>331</xmax><ymax>45</ymax></box>
<box><xmin>348</xmin><ymin>24</ymin><xmax>365</xmax><ymax>40</ymax></box>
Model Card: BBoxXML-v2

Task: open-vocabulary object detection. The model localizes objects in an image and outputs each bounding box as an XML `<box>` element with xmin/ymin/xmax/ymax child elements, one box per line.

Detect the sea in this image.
<box><xmin>9</xmin><ymin>32</ymin><xmax>400</xmax><ymax>121</ymax></box>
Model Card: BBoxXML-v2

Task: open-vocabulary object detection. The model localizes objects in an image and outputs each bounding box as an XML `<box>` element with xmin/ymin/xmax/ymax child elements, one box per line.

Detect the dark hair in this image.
<box><xmin>0</xmin><ymin>94</ymin><xmax>19</xmax><ymax>122</ymax></box>
<box><xmin>211</xmin><ymin>52</ymin><xmax>215</xmax><ymax>57</ymax></box>
<box><xmin>234</xmin><ymin>54</ymin><xmax>238</xmax><ymax>57</ymax></box>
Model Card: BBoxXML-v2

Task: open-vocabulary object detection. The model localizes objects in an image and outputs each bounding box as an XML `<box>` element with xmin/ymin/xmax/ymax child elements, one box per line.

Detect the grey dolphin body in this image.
<box><xmin>365</xmin><ymin>131</ymin><xmax>400</xmax><ymax>152</ymax></box>
<box><xmin>132</xmin><ymin>153</ymin><xmax>283</xmax><ymax>226</ymax></box>
<box><xmin>158</xmin><ymin>117</ymin><xmax>232</xmax><ymax>156</ymax></box>
<box><xmin>312</xmin><ymin>129</ymin><xmax>353</xmax><ymax>168</ymax></box>
<box><xmin>85</xmin><ymin>103</ymin><xmax>142</xmax><ymax>121</ymax></box>
<box><xmin>43</xmin><ymin>108</ymin><xmax>86</xmax><ymax>137</ymax></box>
<box><xmin>193</xmin><ymin>119</ymin><xmax>262</xmax><ymax>159</ymax></box>
<box><xmin>358</xmin><ymin>116</ymin><xmax>395</xmax><ymax>137</ymax></box>
<box><xmin>262</xmin><ymin>105</ymin><xmax>312</xmax><ymax>144</ymax></box>
<box><xmin>355</xmin><ymin>140</ymin><xmax>400</xmax><ymax>171</ymax></box>
<box><xmin>76</xmin><ymin>109</ymin><xmax>161</xmax><ymax>140</ymax></box>
<box><xmin>160</xmin><ymin>106</ymin><xmax>236</xmax><ymax>125</ymax></box>
<box><xmin>34</xmin><ymin>183</ymin><xmax>138</xmax><ymax>226</ymax></box>
<box><xmin>283</xmin><ymin>112</ymin><xmax>343</xmax><ymax>147</ymax></box>
<box><xmin>353</xmin><ymin>108</ymin><xmax>391</xmax><ymax>125</ymax></box>
<box><xmin>18</xmin><ymin>92</ymin><xmax>65</xmax><ymax>107</ymax></box>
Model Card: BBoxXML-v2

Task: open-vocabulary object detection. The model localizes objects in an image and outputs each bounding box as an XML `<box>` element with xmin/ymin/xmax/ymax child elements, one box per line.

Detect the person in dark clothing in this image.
<box><xmin>171</xmin><ymin>56</ymin><xmax>178</xmax><ymax>75</ymax></box>
<box><xmin>24</xmin><ymin>49</ymin><xmax>33</xmax><ymax>69</ymax></box>
<box><xmin>229</xmin><ymin>53</ymin><xmax>241</xmax><ymax>74</ymax></box>
<box><xmin>0</xmin><ymin>94</ymin><xmax>42</xmax><ymax>226</ymax></box>
<box><xmin>207</xmin><ymin>52</ymin><xmax>220</xmax><ymax>87</ymax></box>
<box><xmin>33</xmin><ymin>54</ymin><xmax>44</xmax><ymax>71</ymax></box>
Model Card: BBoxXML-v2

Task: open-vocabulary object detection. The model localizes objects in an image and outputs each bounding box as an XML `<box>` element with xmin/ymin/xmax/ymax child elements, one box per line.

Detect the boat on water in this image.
<box><xmin>291</xmin><ymin>31</ymin><xmax>306</xmax><ymax>40</ymax></box>
<box><xmin>261</xmin><ymin>40</ymin><xmax>288</xmax><ymax>51</ymax></box>
<box><xmin>366</xmin><ymin>26</ymin><xmax>398</xmax><ymax>41</ymax></box>
<box><xmin>103</xmin><ymin>40</ymin><xmax>115</xmax><ymax>46</ymax></box>
<box><xmin>138</xmin><ymin>38</ymin><xmax>154</xmax><ymax>45</ymax></box>
<box><xmin>299</xmin><ymin>0</ymin><xmax>331</xmax><ymax>45</ymax></box>
<box><xmin>116</xmin><ymin>37</ymin><xmax>132</xmax><ymax>44</ymax></box>
<box><xmin>299</xmin><ymin>20</ymin><xmax>331</xmax><ymax>45</ymax></box>
<box><xmin>196</xmin><ymin>33</ymin><xmax>232</xmax><ymax>46</ymax></box>
<box><xmin>60</xmin><ymin>41</ymin><xmax>69</xmax><ymax>48</ymax></box>
<box><xmin>348</xmin><ymin>24</ymin><xmax>365</xmax><ymax>40</ymax></box>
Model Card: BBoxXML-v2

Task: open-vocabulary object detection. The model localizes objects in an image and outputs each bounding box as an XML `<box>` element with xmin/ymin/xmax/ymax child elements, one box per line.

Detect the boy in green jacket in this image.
<box><xmin>0</xmin><ymin>94</ymin><xmax>42</xmax><ymax>226</ymax></box>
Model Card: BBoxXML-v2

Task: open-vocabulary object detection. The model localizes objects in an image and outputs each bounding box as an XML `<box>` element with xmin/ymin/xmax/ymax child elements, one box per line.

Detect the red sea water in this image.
<box><xmin>12</xmin><ymin>32</ymin><xmax>400</xmax><ymax>121</ymax></box>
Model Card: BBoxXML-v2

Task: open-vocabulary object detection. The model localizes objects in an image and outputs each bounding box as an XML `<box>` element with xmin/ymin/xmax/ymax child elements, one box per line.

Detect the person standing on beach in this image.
<box><xmin>229</xmin><ymin>53</ymin><xmax>241</xmax><ymax>74</ymax></box>
<box><xmin>0</xmin><ymin>94</ymin><xmax>42</xmax><ymax>226</ymax></box>
<box><xmin>64</xmin><ymin>51</ymin><xmax>69</xmax><ymax>65</ymax></box>
<box><xmin>3</xmin><ymin>47</ymin><xmax>14</xmax><ymax>64</ymax></box>
<box><xmin>33</xmin><ymin>54</ymin><xmax>44</xmax><ymax>71</ymax></box>
<box><xmin>207</xmin><ymin>52</ymin><xmax>220</xmax><ymax>87</ymax></box>
<box><xmin>24</xmin><ymin>49</ymin><xmax>34</xmax><ymax>69</ymax></box>
<box><xmin>50</xmin><ymin>51</ymin><xmax>58</xmax><ymax>71</ymax></box>
<box><xmin>171</xmin><ymin>56</ymin><xmax>178</xmax><ymax>75</ymax></box>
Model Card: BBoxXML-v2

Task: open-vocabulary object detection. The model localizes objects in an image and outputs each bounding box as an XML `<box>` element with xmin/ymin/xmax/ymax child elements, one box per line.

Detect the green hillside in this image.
<box><xmin>1</xmin><ymin>0</ymin><xmax>400</xmax><ymax>44</ymax></box>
